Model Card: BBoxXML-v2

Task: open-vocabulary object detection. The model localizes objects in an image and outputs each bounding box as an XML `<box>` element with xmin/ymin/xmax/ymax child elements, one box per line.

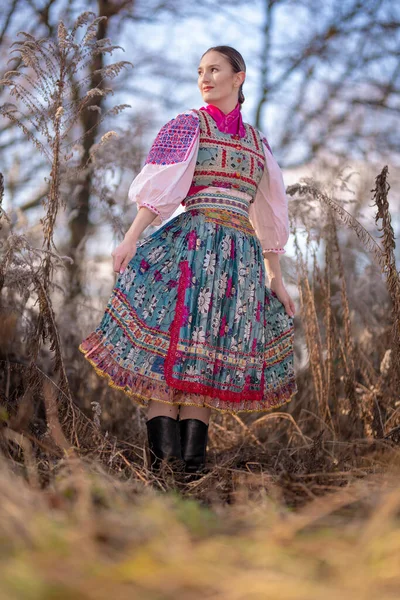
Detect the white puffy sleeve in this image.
<box><xmin>248</xmin><ymin>133</ymin><xmax>290</xmax><ymax>254</ymax></box>
<box><xmin>128</xmin><ymin>110</ymin><xmax>200</xmax><ymax>226</ymax></box>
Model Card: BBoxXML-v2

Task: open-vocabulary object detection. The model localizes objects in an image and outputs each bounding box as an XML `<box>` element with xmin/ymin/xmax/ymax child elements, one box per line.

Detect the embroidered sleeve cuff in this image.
<box><xmin>262</xmin><ymin>248</ymin><xmax>286</xmax><ymax>255</ymax></box>
<box><xmin>138</xmin><ymin>202</ymin><xmax>163</xmax><ymax>220</ymax></box>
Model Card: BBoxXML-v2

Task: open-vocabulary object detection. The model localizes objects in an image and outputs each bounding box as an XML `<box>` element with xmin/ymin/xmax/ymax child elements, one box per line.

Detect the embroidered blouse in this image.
<box><xmin>128</xmin><ymin>104</ymin><xmax>290</xmax><ymax>254</ymax></box>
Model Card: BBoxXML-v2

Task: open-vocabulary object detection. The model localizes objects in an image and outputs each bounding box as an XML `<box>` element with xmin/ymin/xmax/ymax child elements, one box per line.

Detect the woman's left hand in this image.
<box><xmin>269</xmin><ymin>279</ymin><xmax>296</xmax><ymax>318</ymax></box>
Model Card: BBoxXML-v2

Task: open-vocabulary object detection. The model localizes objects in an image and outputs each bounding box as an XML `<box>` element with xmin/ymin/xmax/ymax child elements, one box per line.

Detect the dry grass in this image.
<box><xmin>1</xmin><ymin>451</ymin><xmax>400</xmax><ymax>599</ymax></box>
<box><xmin>287</xmin><ymin>169</ymin><xmax>400</xmax><ymax>441</ymax></box>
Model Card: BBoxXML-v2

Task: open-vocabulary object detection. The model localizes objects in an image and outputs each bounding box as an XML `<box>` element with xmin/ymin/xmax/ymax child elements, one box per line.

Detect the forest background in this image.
<box><xmin>1</xmin><ymin>1</ymin><xmax>400</xmax><ymax>598</ymax></box>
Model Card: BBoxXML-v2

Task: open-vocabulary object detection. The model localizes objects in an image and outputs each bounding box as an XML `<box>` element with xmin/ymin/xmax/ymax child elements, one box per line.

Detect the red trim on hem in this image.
<box><xmin>164</xmin><ymin>260</ymin><xmax>265</xmax><ymax>404</ymax></box>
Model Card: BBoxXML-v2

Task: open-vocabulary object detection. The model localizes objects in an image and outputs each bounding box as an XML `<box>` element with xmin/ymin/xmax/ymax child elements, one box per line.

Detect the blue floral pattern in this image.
<box><xmin>80</xmin><ymin>206</ymin><xmax>297</xmax><ymax>413</ymax></box>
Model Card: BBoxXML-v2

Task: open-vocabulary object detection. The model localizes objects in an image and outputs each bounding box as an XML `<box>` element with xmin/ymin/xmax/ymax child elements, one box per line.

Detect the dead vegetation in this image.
<box><xmin>1</xmin><ymin>445</ymin><xmax>400</xmax><ymax>598</ymax></box>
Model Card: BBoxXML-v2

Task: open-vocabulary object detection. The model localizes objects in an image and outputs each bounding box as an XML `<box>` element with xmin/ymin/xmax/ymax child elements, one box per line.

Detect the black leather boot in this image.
<box><xmin>179</xmin><ymin>418</ymin><xmax>209</xmax><ymax>474</ymax></box>
<box><xmin>146</xmin><ymin>415</ymin><xmax>183</xmax><ymax>472</ymax></box>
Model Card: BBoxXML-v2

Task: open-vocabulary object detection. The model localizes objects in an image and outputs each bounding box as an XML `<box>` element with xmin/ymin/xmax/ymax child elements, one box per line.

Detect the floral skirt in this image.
<box><xmin>79</xmin><ymin>204</ymin><xmax>298</xmax><ymax>414</ymax></box>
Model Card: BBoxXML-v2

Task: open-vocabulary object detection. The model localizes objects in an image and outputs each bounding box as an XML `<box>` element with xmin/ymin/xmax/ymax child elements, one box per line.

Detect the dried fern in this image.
<box><xmin>0</xmin><ymin>12</ymin><xmax>132</xmax><ymax>418</ymax></box>
<box><xmin>371</xmin><ymin>166</ymin><xmax>400</xmax><ymax>390</ymax></box>
<box><xmin>1</xmin><ymin>13</ymin><xmax>131</xmax><ymax>254</ymax></box>
<box><xmin>288</xmin><ymin>169</ymin><xmax>399</xmax><ymax>439</ymax></box>
<box><xmin>287</xmin><ymin>180</ymin><xmax>387</xmax><ymax>271</ymax></box>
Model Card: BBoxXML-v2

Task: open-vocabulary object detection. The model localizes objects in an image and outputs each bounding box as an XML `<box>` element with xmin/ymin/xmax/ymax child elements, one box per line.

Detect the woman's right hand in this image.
<box><xmin>111</xmin><ymin>238</ymin><xmax>137</xmax><ymax>274</ymax></box>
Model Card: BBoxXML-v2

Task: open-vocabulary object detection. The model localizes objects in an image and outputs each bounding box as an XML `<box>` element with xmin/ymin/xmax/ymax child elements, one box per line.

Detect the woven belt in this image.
<box><xmin>184</xmin><ymin>188</ymin><xmax>251</xmax><ymax>218</ymax></box>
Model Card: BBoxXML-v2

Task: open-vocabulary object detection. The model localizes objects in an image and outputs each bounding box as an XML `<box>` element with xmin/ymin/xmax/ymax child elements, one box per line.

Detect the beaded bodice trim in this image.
<box><xmin>188</xmin><ymin>109</ymin><xmax>266</xmax><ymax>204</ymax></box>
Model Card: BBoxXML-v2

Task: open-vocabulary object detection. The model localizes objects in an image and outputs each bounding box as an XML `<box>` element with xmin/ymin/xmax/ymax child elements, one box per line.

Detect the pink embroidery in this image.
<box><xmin>181</xmin><ymin>305</ymin><xmax>190</xmax><ymax>325</ymax></box>
<box><xmin>187</xmin><ymin>229</ymin><xmax>197</xmax><ymax>250</ymax></box>
<box><xmin>164</xmin><ymin>260</ymin><xmax>191</xmax><ymax>382</ymax></box>
<box><xmin>230</xmin><ymin>238</ymin><xmax>235</xmax><ymax>259</ymax></box>
<box><xmin>219</xmin><ymin>316</ymin><xmax>227</xmax><ymax>337</ymax></box>
<box><xmin>256</xmin><ymin>301</ymin><xmax>262</xmax><ymax>322</ymax></box>
<box><xmin>263</xmin><ymin>248</ymin><xmax>286</xmax><ymax>254</ymax></box>
<box><xmin>140</xmin><ymin>202</ymin><xmax>161</xmax><ymax>216</ymax></box>
<box><xmin>226</xmin><ymin>277</ymin><xmax>233</xmax><ymax>298</ymax></box>
<box><xmin>145</xmin><ymin>113</ymin><xmax>199</xmax><ymax>165</ymax></box>
<box><xmin>213</xmin><ymin>360</ymin><xmax>221</xmax><ymax>375</ymax></box>
<box><xmin>244</xmin><ymin>374</ymin><xmax>252</xmax><ymax>390</ymax></box>
<box><xmin>260</xmin><ymin>133</ymin><xmax>273</xmax><ymax>155</ymax></box>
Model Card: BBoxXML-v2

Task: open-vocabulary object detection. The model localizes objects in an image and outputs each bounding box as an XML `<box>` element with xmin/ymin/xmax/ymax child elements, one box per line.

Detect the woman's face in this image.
<box><xmin>197</xmin><ymin>50</ymin><xmax>245</xmax><ymax>106</ymax></box>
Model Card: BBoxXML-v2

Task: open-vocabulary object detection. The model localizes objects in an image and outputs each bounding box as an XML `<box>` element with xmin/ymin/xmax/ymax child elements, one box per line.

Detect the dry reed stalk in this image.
<box><xmin>294</xmin><ymin>232</ymin><xmax>325</xmax><ymax>414</ymax></box>
<box><xmin>41</xmin><ymin>377</ymin><xmax>100</xmax><ymax>533</ymax></box>
<box><xmin>0</xmin><ymin>173</ymin><xmax>9</xmax><ymax>293</ymax></box>
<box><xmin>230</xmin><ymin>414</ymin><xmax>264</xmax><ymax>448</ymax></box>
<box><xmin>312</xmin><ymin>248</ymin><xmax>335</xmax><ymax>429</ymax></box>
<box><xmin>249</xmin><ymin>412</ymin><xmax>310</xmax><ymax>445</ymax></box>
<box><xmin>42</xmin><ymin>377</ymin><xmax>76</xmax><ymax>456</ymax></box>
<box><xmin>331</xmin><ymin>216</ymin><xmax>365</xmax><ymax>437</ymax></box>
<box><xmin>33</xmin><ymin>276</ymin><xmax>75</xmax><ymax>411</ymax></box>
<box><xmin>322</xmin><ymin>230</ymin><xmax>338</xmax><ymax>425</ymax></box>
<box><xmin>0</xmin><ymin>428</ymin><xmax>39</xmax><ymax>488</ymax></box>
<box><xmin>371</xmin><ymin>167</ymin><xmax>400</xmax><ymax>391</ymax></box>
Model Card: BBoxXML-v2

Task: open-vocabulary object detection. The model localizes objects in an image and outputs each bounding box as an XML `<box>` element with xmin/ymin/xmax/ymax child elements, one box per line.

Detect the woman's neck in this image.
<box><xmin>208</xmin><ymin>98</ymin><xmax>239</xmax><ymax>115</ymax></box>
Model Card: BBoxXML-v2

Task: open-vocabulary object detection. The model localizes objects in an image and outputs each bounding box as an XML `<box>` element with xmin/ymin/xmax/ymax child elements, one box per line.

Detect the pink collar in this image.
<box><xmin>200</xmin><ymin>102</ymin><xmax>246</xmax><ymax>138</ymax></box>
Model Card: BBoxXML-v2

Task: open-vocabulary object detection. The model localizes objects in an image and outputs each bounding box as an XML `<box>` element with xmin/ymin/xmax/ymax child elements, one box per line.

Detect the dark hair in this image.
<box><xmin>201</xmin><ymin>45</ymin><xmax>246</xmax><ymax>109</ymax></box>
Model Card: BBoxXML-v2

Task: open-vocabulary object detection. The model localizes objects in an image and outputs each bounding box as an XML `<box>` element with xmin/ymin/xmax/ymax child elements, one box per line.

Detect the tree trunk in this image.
<box><xmin>67</xmin><ymin>1</ymin><xmax>109</xmax><ymax>301</ymax></box>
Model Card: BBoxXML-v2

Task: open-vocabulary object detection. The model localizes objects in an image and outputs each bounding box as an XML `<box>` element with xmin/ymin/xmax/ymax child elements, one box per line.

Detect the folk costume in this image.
<box><xmin>79</xmin><ymin>103</ymin><xmax>298</xmax><ymax>415</ymax></box>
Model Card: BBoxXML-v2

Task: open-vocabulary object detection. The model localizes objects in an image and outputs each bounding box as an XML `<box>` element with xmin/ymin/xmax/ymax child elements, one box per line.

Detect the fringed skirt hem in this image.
<box><xmin>79</xmin><ymin>340</ymin><xmax>297</xmax><ymax>415</ymax></box>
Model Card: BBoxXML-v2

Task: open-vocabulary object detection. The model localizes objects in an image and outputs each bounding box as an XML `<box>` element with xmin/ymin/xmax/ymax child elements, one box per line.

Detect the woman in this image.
<box><xmin>79</xmin><ymin>46</ymin><xmax>298</xmax><ymax>474</ymax></box>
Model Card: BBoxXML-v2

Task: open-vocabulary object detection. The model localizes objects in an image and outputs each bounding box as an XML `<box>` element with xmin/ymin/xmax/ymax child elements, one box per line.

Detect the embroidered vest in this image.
<box><xmin>188</xmin><ymin>109</ymin><xmax>266</xmax><ymax>204</ymax></box>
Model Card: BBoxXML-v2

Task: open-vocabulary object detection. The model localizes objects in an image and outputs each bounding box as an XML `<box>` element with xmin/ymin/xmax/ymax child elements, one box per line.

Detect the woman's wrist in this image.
<box><xmin>124</xmin><ymin>206</ymin><xmax>157</xmax><ymax>243</ymax></box>
<box><xmin>263</xmin><ymin>252</ymin><xmax>283</xmax><ymax>283</ymax></box>
<box><xmin>269</xmin><ymin>277</ymin><xmax>285</xmax><ymax>292</ymax></box>
<box><xmin>124</xmin><ymin>229</ymin><xmax>138</xmax><ymax>244</ymax></box>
